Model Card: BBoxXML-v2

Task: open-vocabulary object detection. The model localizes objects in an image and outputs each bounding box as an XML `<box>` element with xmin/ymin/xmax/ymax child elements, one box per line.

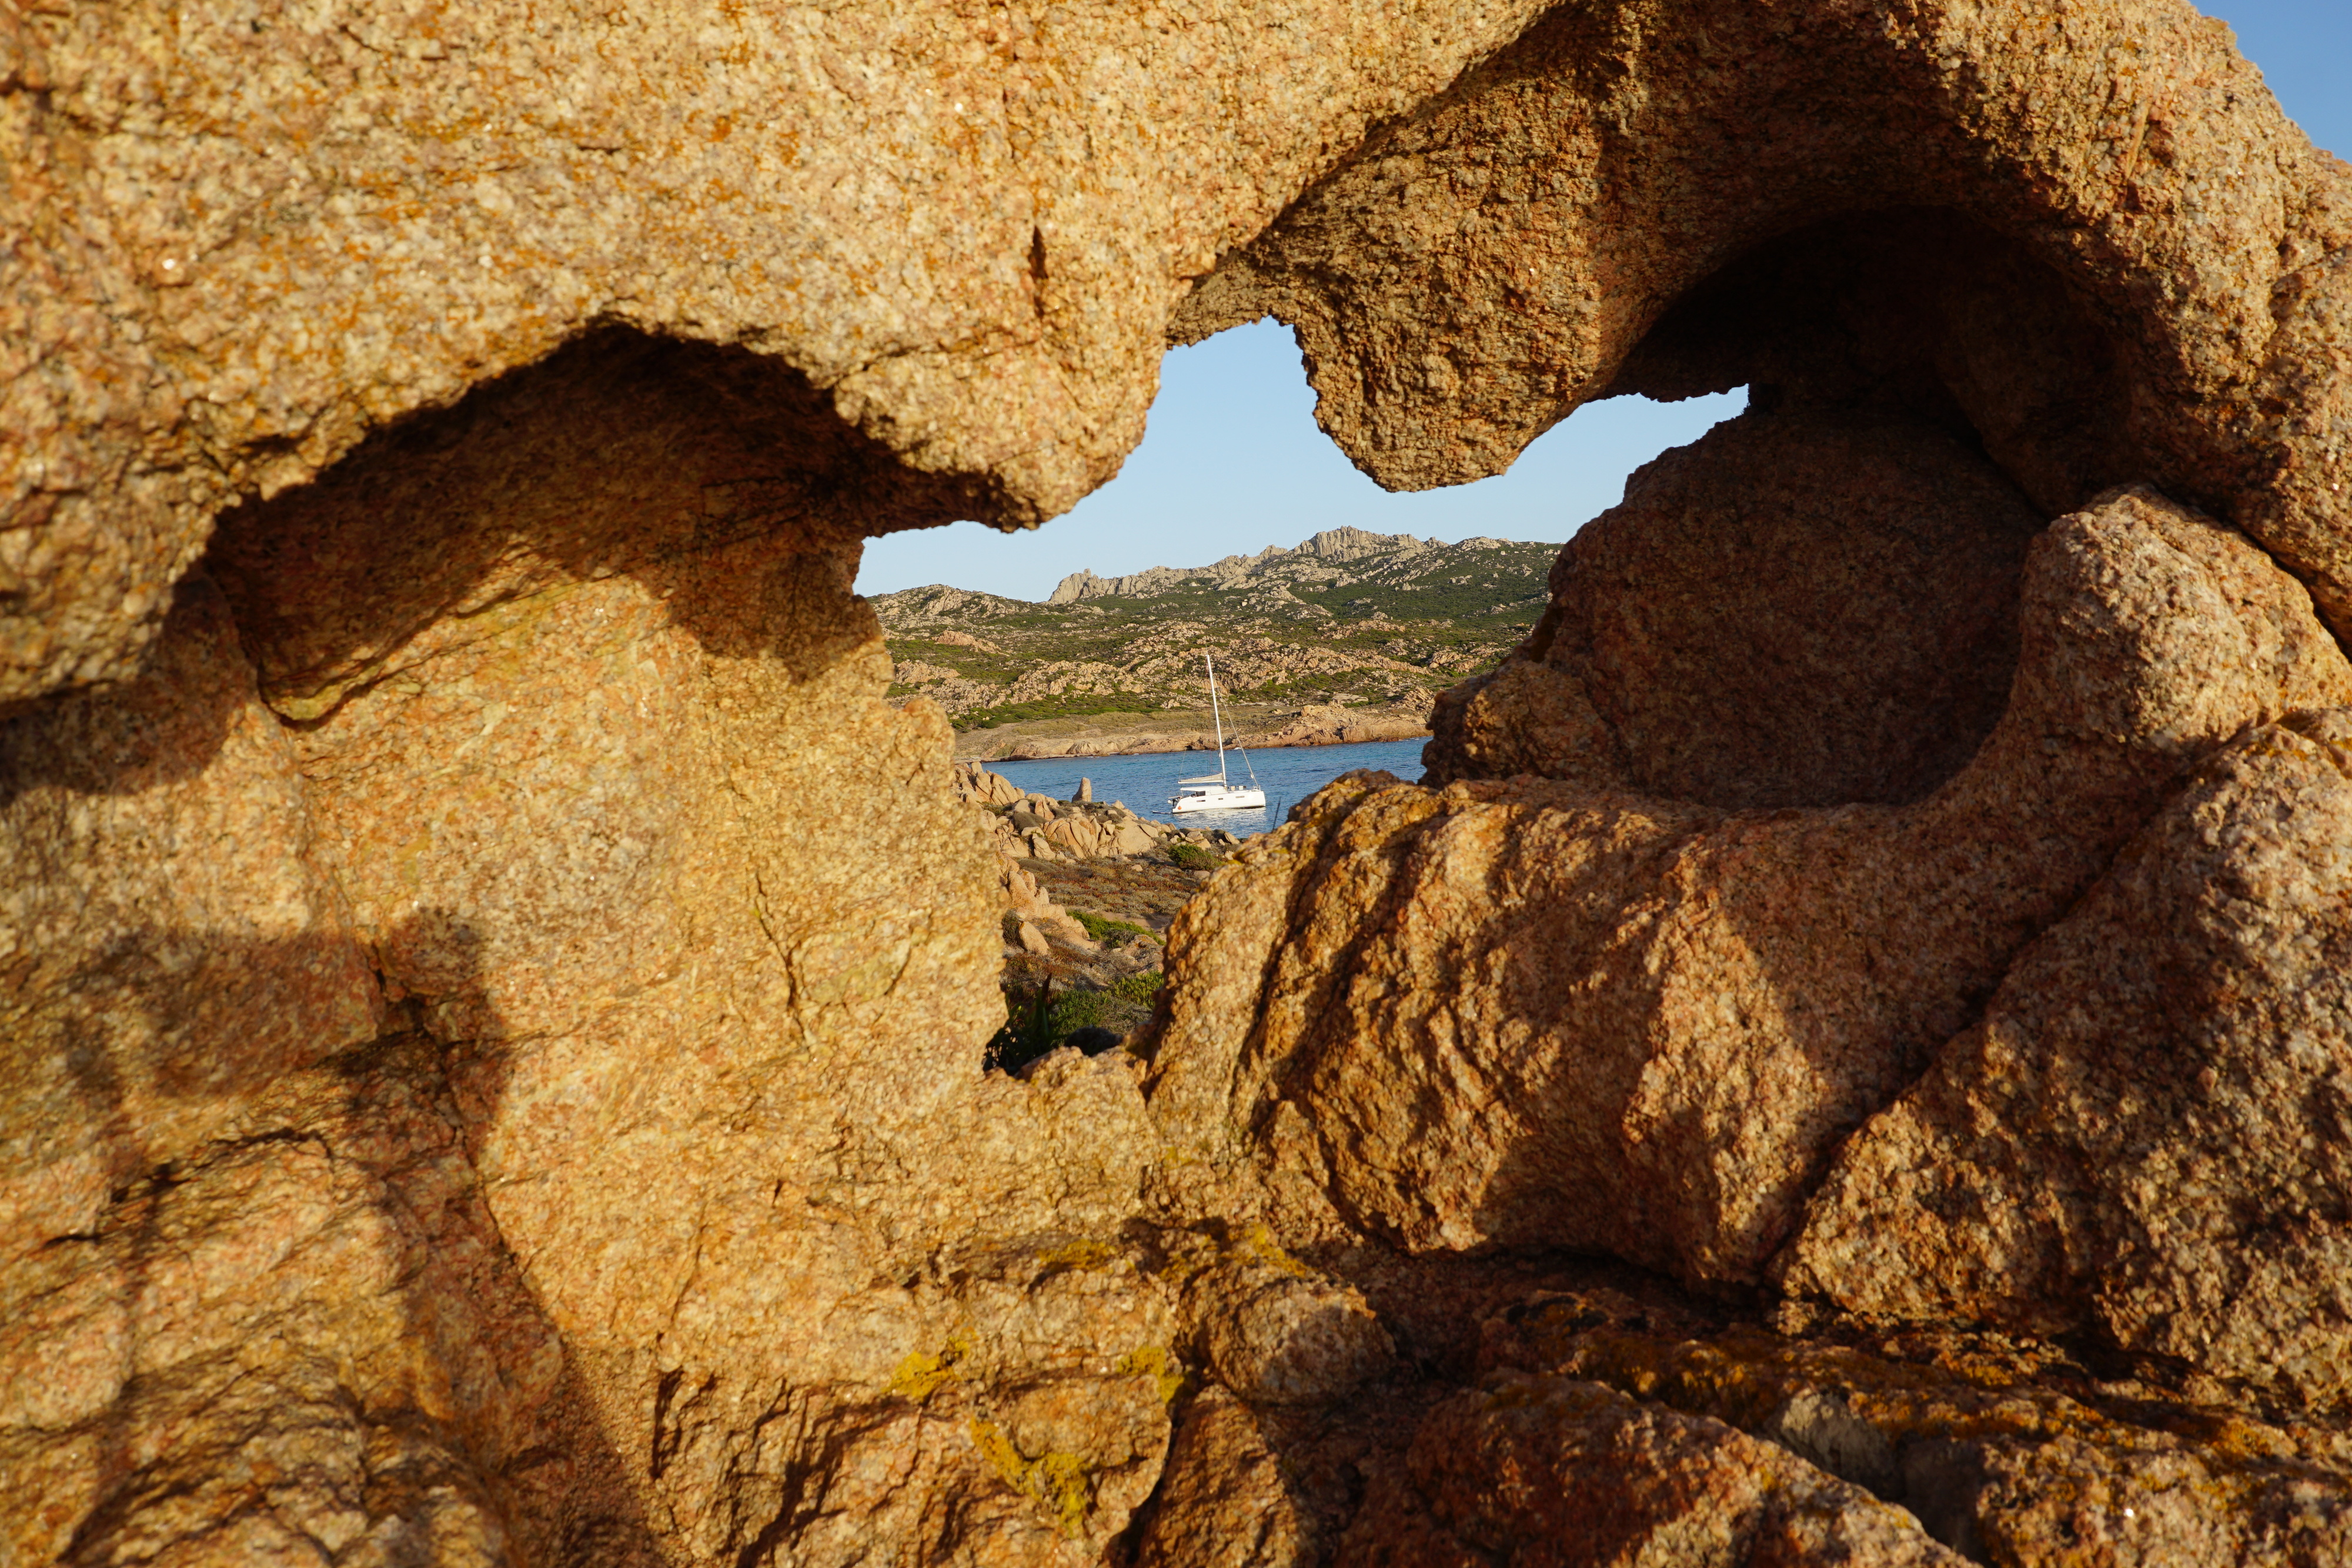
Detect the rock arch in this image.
<box><xmin>5</xmin><ymin>0</ymin><xmax>2352</xmax><ymax>1562</ymax></box>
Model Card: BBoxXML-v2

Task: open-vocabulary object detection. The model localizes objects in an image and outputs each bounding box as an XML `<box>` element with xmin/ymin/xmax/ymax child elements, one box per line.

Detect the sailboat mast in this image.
<box><xmin>1206</xmin><ymin>653</ymin><xmax>1228</xmax><ymax>783</ymax></box>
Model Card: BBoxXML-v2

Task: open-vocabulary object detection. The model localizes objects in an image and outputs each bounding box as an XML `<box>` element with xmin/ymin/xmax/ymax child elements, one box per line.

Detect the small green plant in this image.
<box><xmin>986</xmin><ymin>982</ymin><xmax>1130</xmax><ymax>1072</ymax></box>
<box><xmin>1072</xmin><ymin>910</ymin><xmax>1152</xmax><ymax>945</ymax></box>
<box><xmin>1049</xmin><ymin>987</ymin><xmax>1120</xmax><ymax>1037</ymax></box>
<box><xmin>1167</xmin><ymin>842</ymin><xmax>1218</xmax><ymax>871</ymax></box>
<box><xmin>1110</xmin><ymin>970</ymin><xmax>1164</xmax><ymax>1004</ymax></box>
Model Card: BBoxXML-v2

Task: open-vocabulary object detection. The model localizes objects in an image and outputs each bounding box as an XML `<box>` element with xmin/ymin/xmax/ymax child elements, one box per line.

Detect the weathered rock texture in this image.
<box><xmin>1427</xmin><ymin>409</ymin><xmax>2045</xmax><ymax>807</ymax></box>
<box><xmin>1131</xmin><ymin>0</ymin><xmax>2352</xmax><ymax>1552</ymax></box>
<box><xmin>1342</xmin><ymin>1373</ymin><xmax>1967</xmax><ymax>1567</ymax></box>
<box><xmin>1179</xmin><ymin>4</ymin><xmax>2352</xmax><ymax>638</ymax></box>
<box><xmin>1</xmin><ymin>336</ymin><xmax>1180</xmax><ymax>1566</ymax></box>
<box><xmin>1</xmin><ymin>0</ymin><xmax>1553</xmax><ymax>711</ymax></box>
<box><xmin>9</xmin><ymin>0</ymin><xmax>2352</xmax><ymax>1563</ymax></box>
<box><xmin>1150</xmin><ymin>486</ymin><xmax>2352</xmax><ymax>1291</ymax></box>
<box><xmin>1783</xmin><ymin>707</ymin><xmax>2352</xmax><ymax>1406</ymax></box>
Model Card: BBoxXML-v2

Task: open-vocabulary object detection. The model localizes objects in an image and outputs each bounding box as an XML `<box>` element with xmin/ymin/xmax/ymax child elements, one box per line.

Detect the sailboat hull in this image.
<box><xmin>1171</xmin><ymin>785</ymin><xmax>1266</xmax><ymax>814</ymax></box>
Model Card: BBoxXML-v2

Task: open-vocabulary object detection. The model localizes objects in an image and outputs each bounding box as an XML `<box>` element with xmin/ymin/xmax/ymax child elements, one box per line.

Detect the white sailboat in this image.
<box><xmin>1171</xmin><ymin>653</ymin><xmax>1267</xmax><ymax>814</ymax></box>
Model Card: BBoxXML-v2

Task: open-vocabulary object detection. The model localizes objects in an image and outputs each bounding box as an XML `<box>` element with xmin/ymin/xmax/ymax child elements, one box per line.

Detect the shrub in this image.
<box><xmin>1073</xmin><ymin>910</ymin><xmax>1153</xmax><ymax>945</ymax></box>
<box><xmin>1110</xmin><ymin>970</ymin><xmax>1164</xmax><ymax>1004</ymax></box>
<box><xmin>1050</xmin><ymin>988</ymin><xmax>1120</xmax><ymax>1036</ymax></box>
<box><xmin>1167</xmin><ymin>842</ymin><xmax>1218</xmax><ymax>870</ymax></box>
<box><xmin>985</xmin><ymin>982</ymin><xmax>1129</xmax><ymax>1074</ymax></box>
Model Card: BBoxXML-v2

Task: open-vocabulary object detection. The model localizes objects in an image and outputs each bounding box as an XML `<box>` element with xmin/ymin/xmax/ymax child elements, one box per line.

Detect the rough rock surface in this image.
<box><xmin>1783</xmin><ymin>708</ymin><xmax>2352</xmax><ymax>1407</ymax></box>
<box><xmin>1427</xmin><ymin>409</ymin><xmax>2043</xmax><ymax>807</ymax></box>
<box><xmin>1180</xmin><ymin>1234</ymin><xmax>1395</xmax><ymax>1409</ymax></box>
<box><xmin>1</xmin><ymin>342</ymin><xmax>1180</xmax><ymax>1566</ymax></box>
<box><xmin>1342</xmin><ymin>1373</ymin><xmax>1966</xmax><ymax>1567</ymax></box>
<box><xmin>1467</xmin><ymin>1279</ymin><xmax>2352</xmax><ymax>1567</ymax></box>
<box><xmin>1149</xmin><ymin>486</ymin><xmax>2352</xmax><ymax>1292</ymax></box>
<box><xmin>10</xmin><ymin>0</ymin><xmax>2352</xmax><ymax>1563</ymax></box>
<box><xmin>1130</xmin><ymin>1388</ymin><xmax>1317</xmax><ymax>1568</ymax></box>
<box><xmin>2</xmin><ymin>0</ymin><xmax>1554</xmax><ymax>709</ymax></box>
<box><xmin>1180</xmin><ymin>1</ymin><xmax>2352</xmax><ymax>639</ymax></box>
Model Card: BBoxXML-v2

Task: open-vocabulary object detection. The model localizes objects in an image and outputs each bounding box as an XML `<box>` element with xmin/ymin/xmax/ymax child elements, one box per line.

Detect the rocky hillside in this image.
<box><xmin>871</xmin><ymin>526</ymin><xmax>1558</xmax><ymax>743</ymax></box>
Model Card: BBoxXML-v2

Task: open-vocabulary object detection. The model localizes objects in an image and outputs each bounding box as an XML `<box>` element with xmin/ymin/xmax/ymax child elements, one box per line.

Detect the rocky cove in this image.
<box><xmin>948</xmin><ymin>697</ymin><xmax>1438</xmax><ymax>763</ymax></box>
<box><xmin>8</xmin><ymin>4</ymin><xmax>2352</xmax><ymax>1567</ymax></box>
<box><xmin>953</xmin><ymin>761</ymin><xmax>1228</xmax><ymax>1066</ymax></box>
<box><xmin>877</xmin><ymin>527</ymin><xmax>1557</xmax><ymax>761</ymax></box>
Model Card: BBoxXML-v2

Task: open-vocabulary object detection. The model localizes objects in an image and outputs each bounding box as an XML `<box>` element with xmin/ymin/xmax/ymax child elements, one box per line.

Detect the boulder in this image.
<box><xmin>1111</xmin><ymin>822</ymin><xmax>1163</xmax><ymax>857</ymax></box>
<box><xmin>1342</xmin><ymin>1375</ymin><xmax>1963</xmax><ymax>1566</ymax></box>
<box><xmin>1148</xmin><ymin>484</ymin><xmax>2352</xmax><ymax>1339</ymax></box>
<box><xmin>1426</xmin><ymin>410</ymin><xmax>2043</xmax><ymax>806</ymax></box>
<box><xmin>1187</xmin><ymin>1249</ymin><xmax>1394</xmax><ymax>1409</ymax></box>
<box><xmin>954</xmin><ymin>761</ymin><xmax>1028</xmax><ymax>810</ymax></box>
<box><xmin>1782</xmin><ymin>708</ymin><xmax>2352</xmax><ymax>1405</ymax></box>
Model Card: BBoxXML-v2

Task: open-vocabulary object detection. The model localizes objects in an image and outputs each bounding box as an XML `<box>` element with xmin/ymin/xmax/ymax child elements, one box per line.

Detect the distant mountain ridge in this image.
<box><xmin>873</xmin><ymin>527</ymin><xmax>1561</xmax><ymax>754</ymax></box>
<box><xmin>1042</xmin><ymin>526</ymin><xmax>1505</xmax><ymax>605</ymax></box>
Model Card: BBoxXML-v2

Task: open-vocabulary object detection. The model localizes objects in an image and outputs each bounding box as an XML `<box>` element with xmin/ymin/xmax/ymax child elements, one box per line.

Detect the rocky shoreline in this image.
<box><xmin>950</xmin><ymin>697</ymin><xmax>1432</xmax><ymax>761</ymax></box>
<box><xmin>953</xmin><ymin>761</ymin><xmax>1241</xmax><ymax>1062</ymax></box>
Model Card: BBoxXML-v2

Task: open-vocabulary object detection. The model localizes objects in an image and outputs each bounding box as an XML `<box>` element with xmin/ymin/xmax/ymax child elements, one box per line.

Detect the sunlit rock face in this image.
<box><xmin>1</xmin><ymin>328</ymin><xmax>1178</xmax><ymax>1567</ymax></box>
<box><xmin>1151</xmin><ymin>486</ymin><xmax>2352</xmax><ymax>1283</ymax></box>
<box><xmin>7</xmin><ymin>0</ymin><xmax>2352</xmax><ymax>1563</ymax></box>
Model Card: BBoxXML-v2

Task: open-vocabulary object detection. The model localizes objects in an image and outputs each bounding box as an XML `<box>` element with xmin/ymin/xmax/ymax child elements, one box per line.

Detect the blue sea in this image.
<box><xmin>987</xmin><ymin>737</ymin><xmax>1428</xmax><ymax>837</ymax></box>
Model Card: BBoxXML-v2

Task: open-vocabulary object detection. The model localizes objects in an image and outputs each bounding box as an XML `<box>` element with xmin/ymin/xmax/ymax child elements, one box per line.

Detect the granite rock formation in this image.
<box><xmin>1178</xmin><ymin>3</ymin><xmax>2352</xmax><ymax>640</ymax></box>
<box><xmin>1134</xmin><ymin>0</ymin><xmax>2352</xmax><ymax>1552</ymax></box>
<box><xmin>8</xmin><ymin>0</ymin><xmax>2352</xmax><ymax>1564</ymax></box>
<box><xmin>1148</xmin><ymin>484</ymin><xmax>2352</xmax><ymax>1293</ymax></box>
<box><xmin>1425</xmin><ymin>409</ymin><xmax>2046</xmax><ymax>808</ymax></box>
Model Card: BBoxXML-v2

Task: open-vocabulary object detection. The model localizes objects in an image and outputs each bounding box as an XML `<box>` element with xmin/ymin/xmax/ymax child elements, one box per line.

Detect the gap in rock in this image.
<box><xmin>856</xmin><ymin>317</ymin><xmax>1747</xmax><ymax>604</ymax></box>
<box><xmin>1452</xmin><ymin>208</ymin><xmax>2133</xmax><ymax>810</ymax></box>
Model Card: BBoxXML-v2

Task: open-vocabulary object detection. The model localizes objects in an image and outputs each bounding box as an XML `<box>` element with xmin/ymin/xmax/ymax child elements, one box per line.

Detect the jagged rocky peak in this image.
<box><xmin>1045</xmin><ymin>527</ymin><xmax>1452</xmax><ymax>604</ymax></box>
<box><xmin>868</xmin><ymin>581</ymin><xmax>1034</xmax><ymax>624</ymax></box>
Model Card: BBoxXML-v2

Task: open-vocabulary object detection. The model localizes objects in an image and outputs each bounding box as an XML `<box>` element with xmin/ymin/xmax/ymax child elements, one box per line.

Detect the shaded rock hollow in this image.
<box><xmin>5</xmin><ymin>2</ymin><xmax>2352</xmax><ymax>1567</ymax></box>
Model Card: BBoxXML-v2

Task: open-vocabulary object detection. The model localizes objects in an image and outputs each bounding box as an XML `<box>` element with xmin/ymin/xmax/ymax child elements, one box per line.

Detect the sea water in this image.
<box><xmin>985</xmin><ymin>736</ymin><xmax>1428</xmax><ymax>837</ymax></box>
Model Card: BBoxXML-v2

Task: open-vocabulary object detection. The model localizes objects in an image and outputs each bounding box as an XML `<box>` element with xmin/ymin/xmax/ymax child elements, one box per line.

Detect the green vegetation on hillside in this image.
<box><xmin>873</xmin><ymin>529</ymin><xmax>1560</xmax><ymax>734</ymax></box>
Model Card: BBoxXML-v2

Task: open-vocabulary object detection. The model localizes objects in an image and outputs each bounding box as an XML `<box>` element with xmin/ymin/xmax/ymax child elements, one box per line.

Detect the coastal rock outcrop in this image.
<box><xmin>1253</xmin><ymin>701</ymin><xmax>1434</xmax><ymax>751</ymax></box>
<box><xmin>1781</xmin><ymin>707</ymin><xmax>2352</xmax><ymax>1405</ymax></box>
<box><xmin>8</xmin><ymin>0</ymin><xmax>2352</xmax><ymax>1563</ymax></box>
<box><xmin>954</xmin><ymin>759</ymin><xmax>1225</xmax><ymax>865</ymax></box>
<box><xmin>1148</xmin><ymin>485</ymin><xmax>2352</xmax><ymax>1298</ymax></box>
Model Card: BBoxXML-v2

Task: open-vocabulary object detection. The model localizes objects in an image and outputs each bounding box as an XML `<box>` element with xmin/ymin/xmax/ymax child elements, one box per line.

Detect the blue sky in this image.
<box><xmin>858</xmin><ymin>1</ymin><xmax>2348</xmax><ymax>603</ymax></box>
